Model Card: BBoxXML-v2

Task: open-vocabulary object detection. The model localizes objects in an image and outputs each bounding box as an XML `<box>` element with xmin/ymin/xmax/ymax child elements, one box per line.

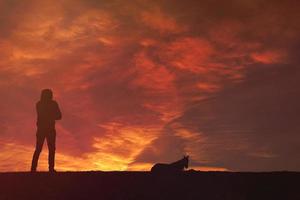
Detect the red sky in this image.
<box><xmin>0</xmin><ymin>0</ymin><xmax>300</xmax><ymax>171</ymax></box>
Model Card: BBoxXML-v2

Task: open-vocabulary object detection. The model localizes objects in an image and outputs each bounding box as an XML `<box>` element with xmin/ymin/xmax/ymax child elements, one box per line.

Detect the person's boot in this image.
<box><xmin>31</xmin><ymin>167</ymin><xmax>37</xmax><ymax>172</ymax></box>
<box><xmin>31</xmin><ymin>152</ymin><xmax>39</xmax><ymax>172</ymax></box>
<box><xmin>48</xmin><ymin>149</ymin><xmax>55</xmax><ymax>173</ymax></box>
<box><xmin>49</xmin><ymin>168</ymin><xmax>57</xmax><ymax>173</ymax></box>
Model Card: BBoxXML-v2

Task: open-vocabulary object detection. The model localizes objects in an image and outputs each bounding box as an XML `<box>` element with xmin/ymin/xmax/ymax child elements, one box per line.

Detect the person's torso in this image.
<box><xmin>36</xmin><ymin>100</ymin><xmax>57</xmax><ymax>129</ymax></box>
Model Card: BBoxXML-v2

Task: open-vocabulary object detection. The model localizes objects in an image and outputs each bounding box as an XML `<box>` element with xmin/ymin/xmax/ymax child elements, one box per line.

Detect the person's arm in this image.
<box><xmin>54</xmin><ymin>101</ymin><xmax>62</xmax><ymax>120</ymax></box>
<box><xmin>36</xmin><ymin>102</ymin><xmax>41</xmax><ymax>116</ymax></box>
<box><xmin>36</xmin><ymin>102</ymin><xmax>40</xmax><ymax>125</ymax></box>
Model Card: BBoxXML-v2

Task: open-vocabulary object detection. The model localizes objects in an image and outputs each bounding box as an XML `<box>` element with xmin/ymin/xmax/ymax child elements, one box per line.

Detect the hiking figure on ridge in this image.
<box><xmin>31</xmin><ymin>89</ymin><xmax>62</xmax><ymax>172</ymax></box>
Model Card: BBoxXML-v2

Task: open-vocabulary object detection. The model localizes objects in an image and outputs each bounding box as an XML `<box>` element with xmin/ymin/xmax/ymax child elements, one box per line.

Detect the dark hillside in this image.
<box><xmin>0</xmin><ymin>171</ymin><xmax>299</xmax><ymax>200</ymax></box>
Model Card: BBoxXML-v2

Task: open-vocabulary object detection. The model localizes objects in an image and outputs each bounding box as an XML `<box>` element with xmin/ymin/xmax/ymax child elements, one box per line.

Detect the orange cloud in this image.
<box><xmin>191</xmin><ymin>166</ymin><xmax>229</xmax><ymax>171</ymax></box>
<box><xmin>130</xmin><ymin>50</ymin><xmax>183</xmax><ymax>122</ymax></box>
<box><xmin>0</xmin><ymin>140</ymin><xmax>93</xmax><ymax>172</ymax></box>
<box><xmin>0</xmin><ymin>0</ymin><xmax>299</xmax><ymax>172</ymax></box>
<box><xmin>89</xmin><ymin>123</ymin><xmax>160</xmax><ymax>170</ymax></box>
<box><xmin>196</xmin><ymin>82</ymin><xmax>220</xmax><ymax>93</ymax></box>
<box><xmin>251</xmin><ymin>51</ymin><xmax>285</xmax><ymax>64</ymax></box>
<box><xmin>141</xmin><ymin>8</ymin><xmax>185</xmax><ymax>33</ymax></box>
<box><xmin>159</xmin><ymin>37</ymin><xmax>214</xmax><ymax>73</ymax></box>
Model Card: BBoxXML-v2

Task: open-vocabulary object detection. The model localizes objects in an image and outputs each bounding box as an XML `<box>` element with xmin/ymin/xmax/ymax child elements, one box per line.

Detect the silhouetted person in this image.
<box><xmin>31</xmin><ymin>89</ymin><xmax>62</xmax><ymax>172</ymax></box>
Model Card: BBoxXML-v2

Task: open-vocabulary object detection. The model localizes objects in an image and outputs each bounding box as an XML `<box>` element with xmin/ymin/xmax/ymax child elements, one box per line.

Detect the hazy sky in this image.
<box><xmin>0</xmin><ymin>0</ymin><xmax>299</xmax><ymax>171</ymax></box>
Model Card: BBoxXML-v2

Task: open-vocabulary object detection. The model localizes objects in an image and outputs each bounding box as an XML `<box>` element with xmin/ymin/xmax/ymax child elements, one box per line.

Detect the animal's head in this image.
<box><xmin>183</xmin><ymin>155</ymin><xmax>189</xmax><ymax>169</ymax></box>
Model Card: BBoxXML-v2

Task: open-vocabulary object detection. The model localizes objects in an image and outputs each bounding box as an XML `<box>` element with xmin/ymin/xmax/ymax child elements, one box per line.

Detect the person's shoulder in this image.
<box><xmin>36</xmin><ymin>101</ymin><xmax>42</xmax><ymax>109</ymax></box>
<box><xmin>51</xmin><ymin>100</ymin><xmax>59</xmax><ymax>106</ymax></box>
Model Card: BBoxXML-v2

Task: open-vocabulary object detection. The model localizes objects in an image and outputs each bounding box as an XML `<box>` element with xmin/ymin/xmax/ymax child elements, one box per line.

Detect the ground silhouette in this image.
<box><xmin>0</xmin><ymin>171</ymin><xmax>298</xmax><ymax>200</ymax></box>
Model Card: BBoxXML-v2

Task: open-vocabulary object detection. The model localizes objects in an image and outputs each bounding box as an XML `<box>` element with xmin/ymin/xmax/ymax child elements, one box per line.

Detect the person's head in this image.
<box><xmin>40</xmin><ymin>89</ymin><xmax>53</xmax><ymax>101</ymax></box>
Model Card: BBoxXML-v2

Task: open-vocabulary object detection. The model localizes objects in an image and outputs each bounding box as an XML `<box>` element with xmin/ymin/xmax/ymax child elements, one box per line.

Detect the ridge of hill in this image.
<box><xmin>0</xmin><ymin>171</ymin><xmax>299</xmax><ymax>200</ymax></box>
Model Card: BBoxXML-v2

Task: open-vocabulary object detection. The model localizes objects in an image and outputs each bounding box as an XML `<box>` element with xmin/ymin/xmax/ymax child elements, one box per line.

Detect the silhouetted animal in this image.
<box><xmin>151</xmin><ymin>155</ymin><xmax>189</xmax><ymax>173</ymax></box>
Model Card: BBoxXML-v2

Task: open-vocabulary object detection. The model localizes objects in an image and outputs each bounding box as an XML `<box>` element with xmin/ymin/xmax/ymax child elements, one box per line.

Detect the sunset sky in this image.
<box><xmin>0</xmin><ymin>0</ymin><xmax>299</xmax><ymax>172</ymax></box>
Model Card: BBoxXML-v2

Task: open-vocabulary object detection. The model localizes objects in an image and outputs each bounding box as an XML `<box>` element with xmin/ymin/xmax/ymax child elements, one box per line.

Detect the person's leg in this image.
<box><xmin>31</xmin><ymin>132</ymin><xmax>45</xmax><ymax>171</ymax></box>
<box><xmin>46</xmin><ymin>130</ymin><xmax>56</xmax><ymax>172</ymax></box>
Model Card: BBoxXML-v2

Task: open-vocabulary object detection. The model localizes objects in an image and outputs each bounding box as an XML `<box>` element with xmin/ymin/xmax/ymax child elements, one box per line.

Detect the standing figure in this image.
<box><xmin>31</xmin><ymin>89</ymin><xmax>62</xmax><ymax>172</ymax></box>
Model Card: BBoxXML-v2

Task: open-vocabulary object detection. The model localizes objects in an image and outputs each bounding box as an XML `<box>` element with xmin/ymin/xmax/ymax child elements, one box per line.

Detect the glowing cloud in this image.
<box><xmin>0</xmin><ymin>0</ymin><xmax>299</xmax><ymax>172</ymax></box>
